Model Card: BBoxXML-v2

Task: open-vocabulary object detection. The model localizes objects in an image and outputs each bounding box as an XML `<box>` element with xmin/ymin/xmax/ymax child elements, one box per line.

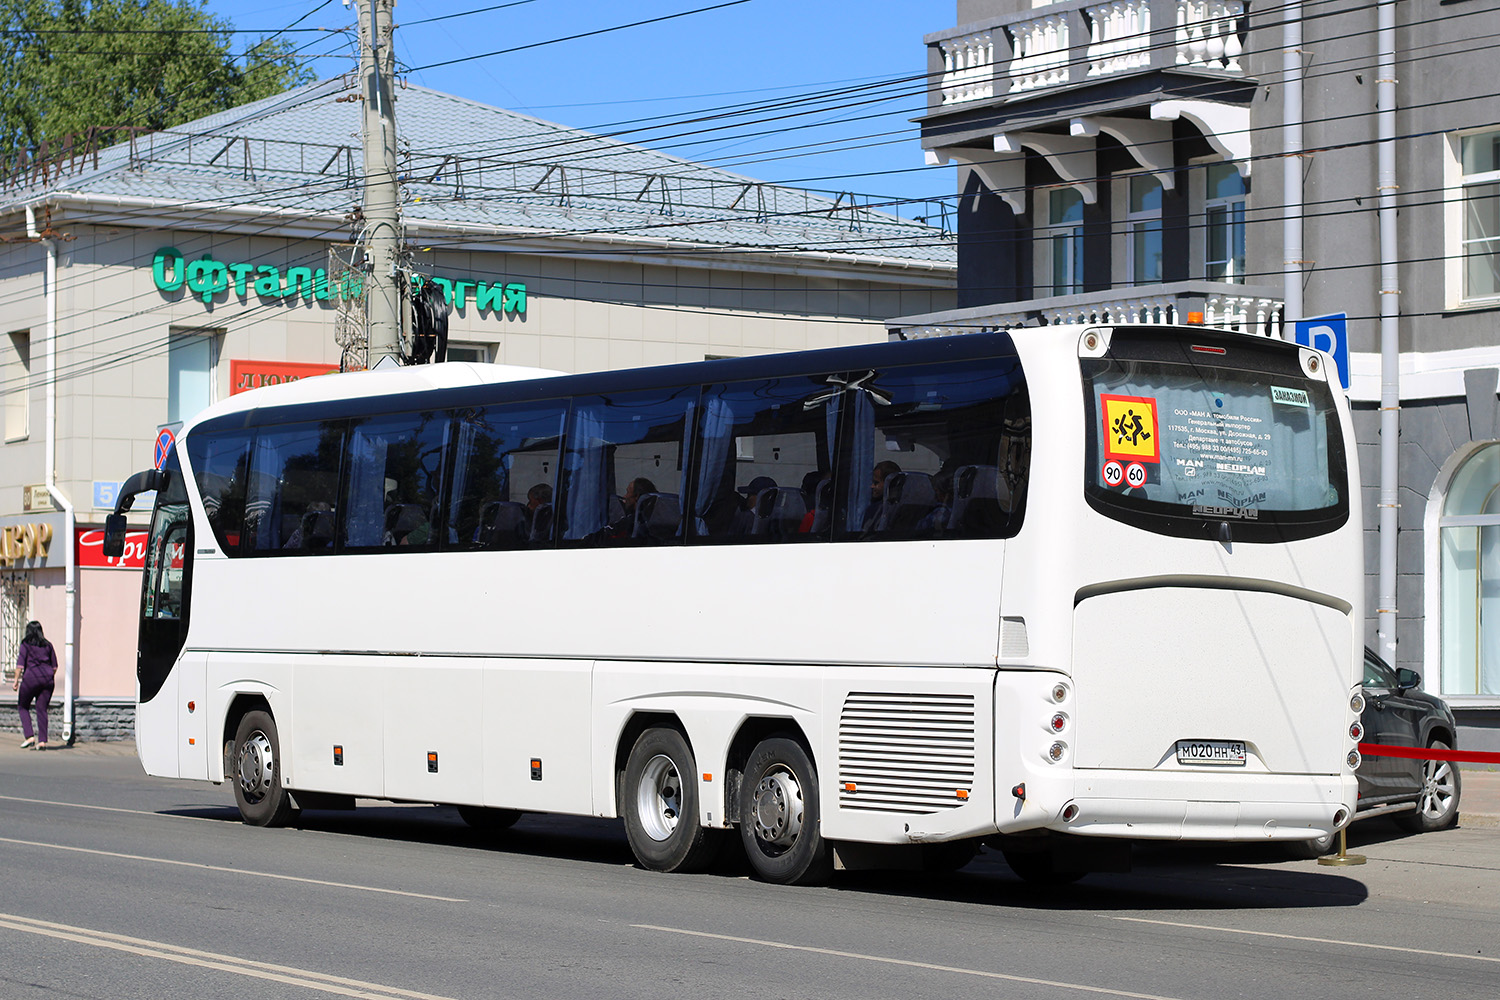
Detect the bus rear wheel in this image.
<box><xmin>621</xmin><ymin>727</ymin><xmax>721</xmax><ymax>873</ymax></box>
<box><xmin>456</xmin><ymin>805</ymin><xmax>522</xmax><ymax>832</ymax></box>
<box><xmin>232</xmin><ymin>711</ymin><xmax>298</xmax><ymax>827</ymax></box>
<box><xmin>738</xmin><ymin>737</ymin><xmax>832</xmax><ymax>886</ymax></box>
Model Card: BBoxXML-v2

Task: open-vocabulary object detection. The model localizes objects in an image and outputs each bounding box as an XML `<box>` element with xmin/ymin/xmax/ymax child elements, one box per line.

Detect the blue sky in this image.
<box><xmin>206</xmin><ymin>0</ymin><xmax>955</xmax><ymax>218</ymax></box>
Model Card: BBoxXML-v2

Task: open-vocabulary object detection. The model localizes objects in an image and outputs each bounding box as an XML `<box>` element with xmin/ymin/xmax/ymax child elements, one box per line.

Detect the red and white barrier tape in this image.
<box><xmin>1359</xmin><ymin>742</ymin><xmax>1500</xmax><ymax>765</ymax></box>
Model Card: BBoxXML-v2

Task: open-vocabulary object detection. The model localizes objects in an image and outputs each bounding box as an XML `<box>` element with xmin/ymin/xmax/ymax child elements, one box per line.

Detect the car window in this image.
<box><xmin>1362</xmin><ymin>649</ymin><xmax>1397</xmax><ymax>690</ymax></box>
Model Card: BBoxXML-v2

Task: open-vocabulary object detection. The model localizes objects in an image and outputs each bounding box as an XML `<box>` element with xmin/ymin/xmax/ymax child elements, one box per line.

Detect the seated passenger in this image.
<box><xmin>732</xmin><ymin>476</ymin><xmax>776</xmax><ymax>535</ymax></box>
<box><xmin>862</xmin><ymin>461</ymin><xmax>901</xmax><ymax>532</ymax></box>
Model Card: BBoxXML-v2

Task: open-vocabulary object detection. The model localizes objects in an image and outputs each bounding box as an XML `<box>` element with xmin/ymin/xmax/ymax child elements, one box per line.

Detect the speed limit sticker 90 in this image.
<box><xmin>1102</xmin><ymin>461</ymin><xmax>1124</xmax><ymax>487</ymax></box>
<box><xmin>1124</xmin><ymin>463</ymin><xmax>1147</xmax><ymax>489</ymax></box>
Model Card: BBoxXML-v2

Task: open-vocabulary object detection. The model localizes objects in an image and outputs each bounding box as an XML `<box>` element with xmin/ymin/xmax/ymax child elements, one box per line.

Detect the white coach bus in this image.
<box><xmin>108</xmin><ymin>325</ymin><xmax>1364</xmax><ymax>883</ymax></box>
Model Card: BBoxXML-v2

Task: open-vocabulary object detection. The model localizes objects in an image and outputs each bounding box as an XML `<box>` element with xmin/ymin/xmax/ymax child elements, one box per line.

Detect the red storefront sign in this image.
<box><xmin>78</xmin><ymin>528</ymin><xmax>152</xmax><ymax>568</ymax></box>
<box><xmin>230</xmin><ymin>359</ymin><xmax>339</xmax><ymax>395</ymax></box>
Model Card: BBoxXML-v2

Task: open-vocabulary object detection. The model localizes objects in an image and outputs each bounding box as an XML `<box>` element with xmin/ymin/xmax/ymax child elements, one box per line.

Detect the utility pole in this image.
<box><xmin>359</xmin><ymin>0</ymin><xmax>402</xmax><ymax>367</ymax></box>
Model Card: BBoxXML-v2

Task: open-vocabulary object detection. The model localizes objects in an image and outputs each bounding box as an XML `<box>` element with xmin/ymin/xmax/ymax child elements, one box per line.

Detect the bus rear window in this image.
<box><xmin>1081</xmin><ymin>332</ymin><xmax>1348</xmax><ymax>542</ymax></box>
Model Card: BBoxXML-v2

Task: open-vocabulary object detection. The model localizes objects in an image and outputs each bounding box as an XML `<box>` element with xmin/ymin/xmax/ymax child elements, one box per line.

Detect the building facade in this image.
<box><xmin>0</xmin><ymin>79</ymin><xmax>956</xmax><ymax>739</ymax></box>
<box><xmin>892</xmin><ymin>0</ymin><xmax>1499</xmax><ymax>749</ymax></box>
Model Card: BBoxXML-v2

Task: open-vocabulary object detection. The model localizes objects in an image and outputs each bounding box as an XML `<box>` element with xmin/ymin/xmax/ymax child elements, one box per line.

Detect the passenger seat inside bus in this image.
<box><xmin>384</xmin><ymin>502</ymin><xmax>429</xmax><ymax>546</ymax></box>
<box><xmin>752</xmin><ymin>486</ymin><xmax>806</xmax><ymax>540</ymax></box>
<box><xmin>948</xmin><ymin>465</ymin><xmax>1003</xmax><ymax>534</ymax></box>
<box><xmin>474</xmin><ymin>500</ymin><xmax>529</xmax><ymax>549</ymax></box>
<box><xmin>632</xmin><ymin>493</ymin><xmax>681</xmax><ymax>543</ymax></box>
<box><xmin>870</xmin><ymin>471</ymin><xmax>935</xmax><ymax>536</ymax></box>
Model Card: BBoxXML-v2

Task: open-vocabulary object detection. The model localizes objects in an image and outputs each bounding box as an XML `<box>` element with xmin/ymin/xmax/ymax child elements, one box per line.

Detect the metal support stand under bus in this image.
<box><xmin>1317</xmin><ymin>828</ymin><xmax>1366</xmax><ymax>866</ymax></box>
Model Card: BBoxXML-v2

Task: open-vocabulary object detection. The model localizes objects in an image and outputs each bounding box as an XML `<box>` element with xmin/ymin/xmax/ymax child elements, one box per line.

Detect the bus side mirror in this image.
<box><xmin>102</xmin><ymin>513</ymin><xmax>128</xmax><ymax>558</ymax></box>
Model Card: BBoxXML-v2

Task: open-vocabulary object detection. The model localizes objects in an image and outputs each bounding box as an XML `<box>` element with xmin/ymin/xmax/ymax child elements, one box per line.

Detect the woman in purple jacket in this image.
<box><xmin>13</xmin><ymin>621</ymin><xmax>58</xmax><ymax>750</ymax></box>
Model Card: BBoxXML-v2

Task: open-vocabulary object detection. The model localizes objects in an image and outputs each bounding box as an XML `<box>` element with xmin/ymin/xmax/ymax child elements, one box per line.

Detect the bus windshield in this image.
<box><xmin>1082</xmin><ymin>329</ymin><xmax>1348</xmax><ymax>542</ymax></box>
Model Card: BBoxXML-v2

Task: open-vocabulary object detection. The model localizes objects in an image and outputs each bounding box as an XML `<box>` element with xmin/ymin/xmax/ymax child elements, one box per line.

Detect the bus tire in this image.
<box><xmin>232</xmin><ymin>711</ymin><xmax>298</xmax><ymax>828</ymax></box>
<box><xmin>621</xmin><ymin>728</ymin><xmax>721</xmax><ymax>873</ymax></box>
<box><xmin>456</xmin><ymin>805</ymin><xmax>522</xmax><ymax>832</ymax></box>
<box><xmin>738</xmin><ymin>737</ymin><xmax>832</xmax><ymax>886</ymax></box>
<box><xmin>1395</xmin><ymin>739</ymin><xmax>1462</xmax><ymax>834</ymax></box>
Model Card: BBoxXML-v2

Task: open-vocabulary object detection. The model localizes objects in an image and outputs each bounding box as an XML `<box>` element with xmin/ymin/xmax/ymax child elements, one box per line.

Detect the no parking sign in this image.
<box><xmin>153</xmin><ymin>427</ymin><xmax>176</xmax><ymax>469</ymax></box>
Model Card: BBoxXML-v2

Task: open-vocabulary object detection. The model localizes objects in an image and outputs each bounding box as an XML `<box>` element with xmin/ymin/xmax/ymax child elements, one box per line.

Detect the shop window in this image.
<box><xmin>1204</xmin><ymin>163</ymin><xmax>1248</xmax><ymax>283</ymax></box>
<box><xmin>1</xmin><ymin>576</ymin><xmax>27</xmax><ymax>686</ymax></box>
<box><xmin>1436</xmin><ymin>442</ymin><xmax>1500</xmax><ymax>696</ymax></box>
<box><xmin>4</xmin><ymin>330</ymin><xmax>29</xmax><ymax>442</ymax></box>
<box><xmin>168</xmin><ymin>327</ymin><xmax>221</xmax><ymax>425</ymax></box>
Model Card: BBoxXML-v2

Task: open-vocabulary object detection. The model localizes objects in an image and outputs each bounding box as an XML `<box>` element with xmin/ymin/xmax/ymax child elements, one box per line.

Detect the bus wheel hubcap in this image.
<box><xmin>637</xmin><ymin>755</ymin><xmax>681</xmax><ymax>842</ymax></box>
<box><xmin>239</xmin><ymin>733</ymin><xmax>274</xmax><ymax>800</ymax></box>
<box><xmin>752</xmin><ymin>768</ymin><xmax>803</xmax><ymax>848</ymax></box>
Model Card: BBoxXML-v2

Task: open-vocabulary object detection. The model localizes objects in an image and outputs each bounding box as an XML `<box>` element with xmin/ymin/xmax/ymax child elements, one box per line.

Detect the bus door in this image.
<box><xmin>136</xmin><ymin>452</ymin><xmax>197</xmax><ymax>776</ymax></box>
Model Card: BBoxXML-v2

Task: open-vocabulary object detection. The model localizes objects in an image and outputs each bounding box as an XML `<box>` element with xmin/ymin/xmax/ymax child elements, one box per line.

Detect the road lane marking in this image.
<box><xmin>0</xmin><ymin>837</ymin><xmax>465</xmax><ymax>902</ymax></box>
<box><xmin>0</xmin><ymin>912</ymin><xmax>459</xmax><ymax>1000</ymax></box>
<box><xmin>1110</xmin><ymin>916</ymin><xmax>1500</xmax><ymax>964</ymax></box>
<box><xmin>0</xmin><ymin>793</ymin><xmax>225</xmax><ymax>821</ymax></box>
<box><xmin>633</xmin><ymin>924</ymin><xmax>1188</xmax><ymax>999</ymax></box>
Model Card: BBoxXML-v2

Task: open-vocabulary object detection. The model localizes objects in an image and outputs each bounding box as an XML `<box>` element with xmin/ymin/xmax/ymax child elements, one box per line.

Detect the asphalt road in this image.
<box><xmin>3</xmin><ymin>742</ymin><xmax>1499</xmax><ymax>1000</ymax></box>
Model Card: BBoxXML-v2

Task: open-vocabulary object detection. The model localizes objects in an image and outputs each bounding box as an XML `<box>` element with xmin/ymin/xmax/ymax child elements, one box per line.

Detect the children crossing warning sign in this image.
<box><xmin>1100</xmin><ymin>394</ymin><xmax>1160</xmax><ymax>463</ymax></box>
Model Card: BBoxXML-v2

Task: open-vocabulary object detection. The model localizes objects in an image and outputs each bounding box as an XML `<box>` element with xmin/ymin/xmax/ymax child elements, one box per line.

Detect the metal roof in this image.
<box><xmin>3</xmin><ymin>77</ymin><xmax>955</xmax><ymax>271</ymax></box>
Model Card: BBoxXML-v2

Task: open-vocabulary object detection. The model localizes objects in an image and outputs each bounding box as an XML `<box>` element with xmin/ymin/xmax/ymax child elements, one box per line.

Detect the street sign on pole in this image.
<box><xmin>1293</xmin><ymin>313</ymin><xmax>1350</xmax><ymax>389</ymax></box>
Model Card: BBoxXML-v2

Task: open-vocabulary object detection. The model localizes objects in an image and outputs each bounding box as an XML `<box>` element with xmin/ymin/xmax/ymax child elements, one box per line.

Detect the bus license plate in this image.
<box><xmin>1176</xmin><ymin>740</ymin><xmax>1247</xmax><ymax>766</ymax></box>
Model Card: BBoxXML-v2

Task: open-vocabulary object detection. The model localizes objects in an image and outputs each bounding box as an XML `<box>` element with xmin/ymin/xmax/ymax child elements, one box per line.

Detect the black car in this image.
<box><xmin>1289</xmin><ymin>648</ymin><xmax>1462</xmax><ymax>858</ymax></box>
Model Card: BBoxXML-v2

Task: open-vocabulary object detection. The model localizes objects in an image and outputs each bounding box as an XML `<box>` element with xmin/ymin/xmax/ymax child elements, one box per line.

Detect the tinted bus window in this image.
<box><xmin>839</xmin><ymin>358</ymin><xmax>1030</xmax><ymax>541</ymax></box>
<box><xmin>691</xmin><ymin>375</ymin><xmax>839</xmax><ymax>543</ymax></box>
<box><xmin>244</xmin><ymin>420</ymin><xmax>347</xmax><ymax>555</ymax></box>
<box><xmin>342</xmin><ymin>411</ymin><xmax>448</xmax><ymax>552</ymax></box>
<box><xmin>1081</xmin><ymin>329</ymin><xmax>1348</xmax><ymax>541</ymax></box>
<box><xmin>446</xmin><ymin>403</ymin><xmax>566</xmax><ymax>550</ymax></box>
<box><xmin>561</xmin><ymin>387</ymin><xmax>696</xmax><ymax>546</ymax></box>
<box><xmin>187</xmin><ymin>430</ymin><xmax>253</xmax><ymax>555</ymax></box>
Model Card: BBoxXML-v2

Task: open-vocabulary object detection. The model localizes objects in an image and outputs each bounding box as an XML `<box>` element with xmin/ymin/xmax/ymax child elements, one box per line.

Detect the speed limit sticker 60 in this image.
<box><xmin>1102</xmin><ymin>461</ymin><xmax>1124</xmax><ymax>487</ymax></box>
<box><xmin>1125</xmin><ymin>463</ymin><xmax>1147</xmax><ymax>489</ymax></box>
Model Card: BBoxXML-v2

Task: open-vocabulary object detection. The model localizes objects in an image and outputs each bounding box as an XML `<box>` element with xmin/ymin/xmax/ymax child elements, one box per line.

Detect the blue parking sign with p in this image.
<box><xmin>1293</xmin><ymin>313</ymin><xmax>1349</xmax><ymax>390</ymax></box>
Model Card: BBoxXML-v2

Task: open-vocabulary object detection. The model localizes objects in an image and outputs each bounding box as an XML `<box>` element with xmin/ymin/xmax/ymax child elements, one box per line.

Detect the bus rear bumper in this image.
<box><xmin>1036</xmin><ymin>770</ymin><xmax>1358</xmax><ymax>842</ymax></box>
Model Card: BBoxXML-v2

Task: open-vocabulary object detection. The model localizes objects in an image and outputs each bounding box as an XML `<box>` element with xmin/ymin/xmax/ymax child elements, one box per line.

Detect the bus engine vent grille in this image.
<box><xmin>837</xmin><ymin>692</ymin><xmax>977</xmax><ymax>814</ymax></box>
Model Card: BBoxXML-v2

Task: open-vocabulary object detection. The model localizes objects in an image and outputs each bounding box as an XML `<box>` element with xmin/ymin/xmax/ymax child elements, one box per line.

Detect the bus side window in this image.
<box><xmin>446</xmin><ymin>402</ymin><xmax>566</xmax><ymax>550</ymax></box>
<box><xmin>187</xmin><ymin>429</ymin><xmax>253</xmax><ymax>555</ymax></box>
<box><xmin>243</xmin><ymin>420</ymin><xmax>347</xmax><ymax>555</ymax></box>
<box><xmin>560</xmin><ymin>387</ymin><xmax>696</xmax><ymax>547</ymax></box>
<box><xmin>836</xmin><ymin>357</ymin><xmax>1030</xmax><ymax>542</ymax></box>
<box><xmin>342</xmin><ymin>410</ymin><xmax>449</xmax><ymax>552</ymax></box>
<box><xmin>690</xmin><ymin>375</ymin><xmax>836</xmax><ymax>544</ymax></box>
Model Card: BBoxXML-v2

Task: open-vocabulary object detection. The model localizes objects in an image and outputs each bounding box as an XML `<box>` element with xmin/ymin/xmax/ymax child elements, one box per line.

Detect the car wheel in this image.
<box><xmin>1395</xmin><ymin>739</ymin><xmax>1461</xmax><ymax>833</ymax></box>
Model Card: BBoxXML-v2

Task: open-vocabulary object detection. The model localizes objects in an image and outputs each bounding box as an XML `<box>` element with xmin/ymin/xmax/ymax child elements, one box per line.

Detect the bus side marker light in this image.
<box><xmin>188</xmin><ymin>738</ymin><xmax>195</xmax><ymax>745</ymax></box>
<box><xmin>531</xmin><ymin>758</ymin><xmax>543</xmax><ymax>781</ymax></box>
<box><xmin>702</xmin><ymin>773</ymin><xmax>711</xmax><ymax>782</ymax></box>
<box><xmin>334</xmin><ymin>746</ymin><xmax>344</xmax><ymax>766</ymax></box>
<box><xmin>187</xmin><ymin>701</ymin><xmax>195</xmax><ymax>713</ymax></box>
<box><xmin>428</xmin><ymin>752</ymin><xmax>439</xmax><ymax>773</ymax></box>
<box><xmin>844</xmin><ymin>782</ymin><xmax>857</xmax><ymax>793</ymax></box>
<box><xmin>1012</xmin><ymin>783</ymin><xmax>1026</xmax><ymax>800</ymax></box>
<box><xmin>956</xmin><ymin>789</ymin><xmax>969</xmax><ymax>800</ymax></box>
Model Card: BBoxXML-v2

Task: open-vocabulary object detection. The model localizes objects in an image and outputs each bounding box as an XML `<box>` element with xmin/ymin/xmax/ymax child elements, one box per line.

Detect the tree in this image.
<box><xmin>0</xmin><ymin>0</ymin><xmax>315</xmax><ymax>164</ymax></box>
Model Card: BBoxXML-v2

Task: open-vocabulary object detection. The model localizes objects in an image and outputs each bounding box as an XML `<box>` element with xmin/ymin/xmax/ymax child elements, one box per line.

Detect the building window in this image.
<box><xmin>1459</xmin><ymin>130</ymin><xmax>1500</xmax><ymax>302</ymax></box>
<box><xmin>1204</xmin><ymin>163</ymin><xmax>1248</xmax><ymax>283</ymax></box>
<box><xmin>1127</xmin><ymin>175</ymin><xmax>1163</xmax><ymax>285</ymax></box>
<box><xmin>1</xmin><ymin>576</ymin><xmax>28</xmax><ymax>686</ymax></box>
<box><xmin>167</xmin><ymin>328</ymin><xmax>220</xmax><ymax>425</ymax></box>
<box><xmin>1046</xmin><ymin>188</ymin><xmax>1085</xmax><ymax>295</ymax></box>
<box><xmin>3</xmin><ymin>330</ymin><xmax>30</xmax><ymax>441</ymax></box>
<box><xmin>445</xmin><ymin>344</ymin><xmax>491</xmax><ymax>364</ymax></box>
<box><xmin>1436</xmin><ymin>442</ymin><xmax>1500</xmax><ymax>697</ymax></box>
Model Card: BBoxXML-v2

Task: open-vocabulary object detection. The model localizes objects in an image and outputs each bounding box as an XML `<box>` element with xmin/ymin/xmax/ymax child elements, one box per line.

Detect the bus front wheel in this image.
<box><xmin>738</xmin><ymin>737</ymin><xmax>832</xmax><ymax>885</ymax></box>
<box><xmin>621</xmin><ymin>727</ymin><xmax>721</xmax><ymax>873</ymax></box>
<box><xmin>232</xmin><ymin>711</ymin><xmax>298</xmax><ymax>827</ymax></box>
